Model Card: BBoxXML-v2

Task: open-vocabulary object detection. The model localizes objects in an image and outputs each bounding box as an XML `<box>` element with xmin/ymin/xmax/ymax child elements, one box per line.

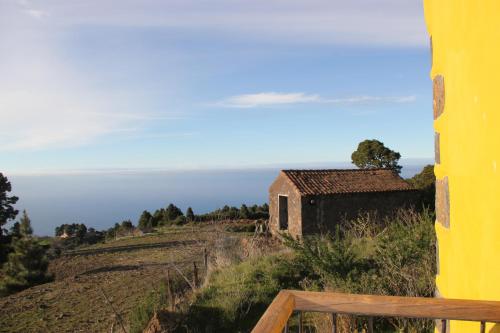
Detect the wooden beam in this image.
<box><xmin>251</xmin><ymin>291</ymin><xmax>295</xmax><ymax>333</ymax></box>
<box><xmin>288</xmin><ymin>290</ymin><xmax>500</xmax><ymax>323</ymax></box>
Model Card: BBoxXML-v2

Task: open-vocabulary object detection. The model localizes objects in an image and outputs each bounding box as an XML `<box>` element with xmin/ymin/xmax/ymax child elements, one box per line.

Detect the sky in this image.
<box><xmin>0</xmin><ymin>0</ymin><xmax>432</xmax><ymax>175</ymax></box>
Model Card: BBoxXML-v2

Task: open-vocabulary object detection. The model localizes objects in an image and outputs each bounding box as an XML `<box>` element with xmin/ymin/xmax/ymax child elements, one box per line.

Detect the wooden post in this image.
<box><xmin>166</xmin><ymin>269</ymin><xmax>174</xmax><ymax>311</ymax></box>
<box><xmin>203</xmin><ymin>248</ymin><xmax>208</xmax><ymax>271</ymax></box>
<box><xmin>331</xmin><ymin>313</ymin><xmax>337</xmax><ymax>333</ymax></box>
<box><xmin>171</xmin><ymin>263</ymin><xmax>195</xmax><ymax>291</ymax></box>
<box><xmin>441</xmin><ymin>319</ymin><xmax>447</xmax><ymax>333</ymax></box>
<box><xmin>367</xmin><ymin>317</ymin><xmax>373</xmax><ymax>333</ymax></box>
<box><xmin>351</xmin><ymin>317</ymin><xmax>357</xmax><ymax>333</ymax></box>
<box><xmin>480</xmin><ymin>321</ymin><xmax>486</xmax><ymax>333</ymax></box>
<box><xmin>193</xmin><ymin>262</ymin><xmax>199</xmax><ymax>288</ymax></box>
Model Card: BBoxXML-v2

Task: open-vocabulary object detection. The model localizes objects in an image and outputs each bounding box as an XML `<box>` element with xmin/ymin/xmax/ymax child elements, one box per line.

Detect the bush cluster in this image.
<box><xmin>1</xmin><ymin>211</ymin><xmax>53</xmax><ymax>296</ymax></box>
<box><xmin>185</xmin><ymin>254</ymin><xmax>303</xmax><ymax>332</ymax></box>
<box><xmin>196</xmin><ymin>204</ymin><xmax>269</xmax><ymax>222</ymax></box>
<box><xmin>284</xmin><ymin>209</ymin><xmax>436</xmax><ymax>332</ymax></box>
<box><xmin>137</xmin><ymin>203</ymin><xmax>269</xmax><ymax>231</ymax></box>
<box><xmin>180</xmin><ymin>209</ymin><xmax>436</xmax><ymax>333</ymax></box>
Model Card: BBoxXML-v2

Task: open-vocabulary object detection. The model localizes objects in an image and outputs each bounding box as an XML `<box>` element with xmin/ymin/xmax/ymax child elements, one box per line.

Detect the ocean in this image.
<box><xmin>8</xmin><ymin>162</ymin><xmax>430</xmax><ymax>235</ymax></box>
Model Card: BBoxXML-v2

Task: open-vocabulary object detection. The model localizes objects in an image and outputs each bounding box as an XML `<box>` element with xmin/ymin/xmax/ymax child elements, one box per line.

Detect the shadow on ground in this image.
<box><xmin>64</xmin><ymin>240</ymin><xmax>202</xmax><ymax>256</ymax></box>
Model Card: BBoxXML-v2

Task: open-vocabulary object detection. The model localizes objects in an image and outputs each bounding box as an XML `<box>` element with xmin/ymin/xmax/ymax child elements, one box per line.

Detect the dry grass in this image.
<box><xmin>0</xmin><ymin>223</ymin><xmax>246</xmax><ymax>333</ymax></box>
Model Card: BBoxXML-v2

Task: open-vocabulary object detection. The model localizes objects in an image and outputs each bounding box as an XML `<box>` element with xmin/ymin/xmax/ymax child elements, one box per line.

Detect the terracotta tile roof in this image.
<box><xmin>282</xmin><ymin>169</ymin><xmax>414</xmax><ymax>195</ymax></box>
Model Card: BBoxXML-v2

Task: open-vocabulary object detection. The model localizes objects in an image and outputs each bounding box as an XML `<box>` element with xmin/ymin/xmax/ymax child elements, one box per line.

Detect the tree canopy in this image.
<box><xmin>54</xmin><ymin>223</ymin><xmax>88</xmax><ymax>241</ymax></box>
<box><xmin>138</xmin><ymin>210</ymin><xmax>153</xmax><ymax>230</ymax></box>
<box><xmin>407</xmin><ymin>165</ymin><xmax>436</xmax><ymax>209</ymax></box>
<box><xmin>9</xmin><ymin>223</ymin><xmax>21</xmax><ymax>239</ymax></box>
<box><xmin>165</xmin><ymin>203</ymin><xmax>184</xmax><ymax>221</ymax></box>
<box><xmin>1</xmin><ymin>208</ymin><xmax>52</xmax><ymax>296</ymax></box>
<box><xmin>1</xmin><ymin>173</ymin><xmax>19</xmax><ymax>264</ymax></box>
<box><xmin>186</xmin><ymin>207</ymin><xmax>195</xmax><ymax>221</ymax></box>
<box><xmin>407</xmin><ymin>165</ymin><xmax>435</xmax><ymax>189</ymax></box>
<box><xmin>351</xmin><ymin>139</ymin><xmax>402</xmax><ymax>173</ymax></box>
<box><xmin>0</xmin><ymin>236</ymin><xmax>52</xmax><ymax>296</ymax></box>
<box><xmin>0</xmin><ymin>173</ymin><xmax>19</xmax><ymax>235</ymax></box>
<box><xmin>19</xmin><ymin>210</ymin><xmax>33</xmax><ymax>237</ymax></box>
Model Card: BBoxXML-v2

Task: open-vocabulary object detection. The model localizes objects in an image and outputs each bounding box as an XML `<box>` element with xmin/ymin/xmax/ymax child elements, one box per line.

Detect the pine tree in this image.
<box><xmin>0</xmin><ymin>173</ymin><xmax>19</xmax><ymax>264</ymax></box>
<box><xmin>121</xmin><ymin>220</ymin><xmax>134</xmax><ymax>231</ymax></box>
<box><xmin>239</xmin><ymin>204</ymin><xmax>250</xmax><ymax>219</ymax></box>
<box><xmin>0</xmin><ymin>173</ymin><xmax>19</xmax><ymax>235</ymax></box>
<box><xmin>9</xmin><ymin>222</ymin><xmax>21</xmax><ymax>239</ymax></box>
<box><xmin>152</xmin><ymin>209</ymin><xmax>164</xmax><ymax>226</ymax></box>
<box><xmin>19</xmin><ymin>210</ymin><xmax>33</xmax><ymax>237</ymax></box>
<box><xmin>138</xmin><ymin>210</ymin><xmax>153</xmax><ymax>230</ymax></box>
<box><xmin>0</xmin><ymin>237</ymin><xmax>52</xmax><ymax>295</ymax></box>
<box><xmin>165</xmin><ymin>204</ymin><xmax>183</xmax><ymax>222</ymax></box>
<box><xmin>351</xmin><ymin>139</ymin><xmax>402</xmax><ymax>173</ymax></box>
<box><xmin>186</xmin><ymin>207</ymin><xmax>195</xmax><ymax>221</ymax></box>
<box><xmin>75</xmin><ymin>224</ymin><xmax>87</xmax><ymax>240</ymax></box>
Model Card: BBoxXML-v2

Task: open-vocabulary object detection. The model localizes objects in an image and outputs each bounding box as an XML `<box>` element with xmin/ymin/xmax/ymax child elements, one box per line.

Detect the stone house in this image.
<box><xmin>268</xmin><ymin>169</ymin><xmax>418</xmax><ymax>237</ymax></box>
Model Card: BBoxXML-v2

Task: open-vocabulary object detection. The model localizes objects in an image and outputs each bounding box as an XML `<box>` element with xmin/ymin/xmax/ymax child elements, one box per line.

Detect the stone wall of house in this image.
<box><xmin>268</xmin><ymin>172</ymin><xmax>302</xmax><ymax>237</ymax></box>
<box><xmin>300</xmin><ymin>191</ymin><xmax>420</xmax><ymax>235</ymax></box>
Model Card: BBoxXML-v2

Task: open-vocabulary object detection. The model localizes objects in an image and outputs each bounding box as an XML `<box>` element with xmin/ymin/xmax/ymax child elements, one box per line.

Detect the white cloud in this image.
<box><xmin>218</xmin><ymin>92</ymin><xmax>416</xmax><ymax>108</ymax></box>
<box><xmin>0</xmin><ymin>88</ymin><xmax>136</xmax><ymax>151</ymax></box>
<box><xmin>322</xmin><ymin>95</ymin><xmax>417</xmax><ymax>104</ymax></box>
<box><xmin>16</xmin><ymin>0</ymin><xmax>49</xmax><ymax>19</ymax></box>
<box><xmin>220</xmin><ymin>92</ymin><xmax>320</xmax><ymax>108</ymax></box>
<box><xmin>4</xmin><ymin>0</ymin><xmax>427</xmax><ymax>47</ymax></box>
<box><xmin>25</xmin><ymin>9</ymin><xmax>48</xmax><ymax>19</ymax></box>
<box><xmin>0</xmin><ymin>5</ymin><xmax>175</xmax><ymax>152</ymax></box>
<box><xmin>0</xmin><ymin>1</ymin><xmax>425</xmax><ymax>152</ymax></box>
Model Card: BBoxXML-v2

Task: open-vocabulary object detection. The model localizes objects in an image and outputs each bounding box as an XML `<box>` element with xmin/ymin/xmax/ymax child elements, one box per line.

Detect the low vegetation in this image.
<box><xmin>0</xmin><ymin>224</ymin><xmax>222</xmax><ymax>332</ymax></box>
<box><xmin>141</xmin><ymin>209</ymin><xmax>435</xmax><ymax>333</ymax></box>
<box><xmin>284</xmin><ymin>209</ymin><xmax>436</xmax><ymax>332</ymax></box>
<box><xmin>185</xmin><ymin>254</ymin><xmax>302</xmax><ymax>332</ymax></box>
<box><xmin>0</xmin><ymin>204</ymin><xmax>52</xmax><ymax>297</ymax></box>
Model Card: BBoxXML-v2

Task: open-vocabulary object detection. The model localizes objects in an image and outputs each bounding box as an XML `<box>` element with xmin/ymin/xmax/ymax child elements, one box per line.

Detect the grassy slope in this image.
<box><xmin>0</xmin><ymin>224</ymin><xmax>227</xmax><ymax>333</ymax></box>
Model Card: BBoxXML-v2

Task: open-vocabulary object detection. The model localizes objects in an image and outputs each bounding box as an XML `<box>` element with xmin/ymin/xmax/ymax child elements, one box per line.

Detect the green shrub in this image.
<box><xmin>173</xmin><ymin>215</ymin><xmax>187</xmax><ymax>225</ymax></box>
<box><xmin>142</xmin><ymin>209</ymin><xmax>436</xmax><ymax>333</ymax></box>
<box><xmin>224</xmin><ymin>223</ymin><xmax>256</xmax><ymax>233</ymax></box>
<box><xmin>129</xmin><ymin>283</ymin><xmax>169</xmax><ymax>333</ymax></box>
<box><xmin>284</xmin><ymin>209</ymin><xmax>436</xmax><ymax>332</ymax></box>
<box><xmin>0</xmin><ymin>237</ymin><xmax>53</xmax><ymax>296</ymax></box>
<box><xmin>185</xmin><ymin>254</ymin><xmax>305</xmax><ymax>332</ymax></box>
<box><xmin>129</xmin><ymin>273</ymin><xmax>189</xmax><ymax>333</ymax></box>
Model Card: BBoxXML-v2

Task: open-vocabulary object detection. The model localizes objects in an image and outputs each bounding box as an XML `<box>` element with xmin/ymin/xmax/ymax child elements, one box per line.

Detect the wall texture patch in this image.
<box><xmin>433</xmin><ymin>75</ymin><xmax>445</xmax><ymax>119</ymax></box>
<box><xmin>435</xmin><ymin>176</ymin><xmax>450</xmax><ymax>228</ymax></box>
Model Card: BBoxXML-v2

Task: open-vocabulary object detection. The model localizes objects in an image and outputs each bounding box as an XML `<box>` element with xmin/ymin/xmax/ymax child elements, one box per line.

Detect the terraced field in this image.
<box><xmin>0</xmin><ymin>224</ymin><xmax>242</xmax><ymax>333</ymax></box>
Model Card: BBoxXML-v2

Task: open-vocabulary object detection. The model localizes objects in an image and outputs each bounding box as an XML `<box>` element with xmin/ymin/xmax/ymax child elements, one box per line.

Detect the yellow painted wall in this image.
<box><xmin>424</xmin><ymin>1</ymin><xmax>500</xmax><ymax>332</ymax></box>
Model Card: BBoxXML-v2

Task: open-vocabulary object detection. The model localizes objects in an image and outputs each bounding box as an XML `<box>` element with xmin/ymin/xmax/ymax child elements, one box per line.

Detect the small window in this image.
<box><xmin>278</xmin><ymin>195</ymin><xmax>288</xmax><ymax>230</ymax></box>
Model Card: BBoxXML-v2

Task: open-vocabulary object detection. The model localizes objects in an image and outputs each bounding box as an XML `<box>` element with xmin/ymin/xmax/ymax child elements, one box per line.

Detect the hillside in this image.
<box><xmin>0</xmin><ymin>223</ymin><xmax>249</xmax><ymax>333</ymax></box>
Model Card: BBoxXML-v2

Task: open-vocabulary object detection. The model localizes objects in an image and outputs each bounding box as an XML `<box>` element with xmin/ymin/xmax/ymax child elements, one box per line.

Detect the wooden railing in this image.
<box><xmin>252</xmin><ymin>290</ymin><xmax>500</xmax><ymax>333</ymax></box>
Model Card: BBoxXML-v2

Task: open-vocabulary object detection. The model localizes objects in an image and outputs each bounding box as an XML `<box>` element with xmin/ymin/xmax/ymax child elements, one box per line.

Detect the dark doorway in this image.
<box><xmin>278</xmin><ymin>195</ymin><xmax>288</xmax><ymax>230</ymax></box>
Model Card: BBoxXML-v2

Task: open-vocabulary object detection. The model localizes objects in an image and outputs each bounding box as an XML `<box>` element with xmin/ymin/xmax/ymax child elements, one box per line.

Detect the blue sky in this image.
<box><xmin>0</xmin><ymin>0</ymin><xmax>432</xmax><ymax>174</ymax></box>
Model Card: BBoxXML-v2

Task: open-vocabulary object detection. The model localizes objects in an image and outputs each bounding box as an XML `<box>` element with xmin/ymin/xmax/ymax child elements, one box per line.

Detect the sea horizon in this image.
<box><xmin>6</xmin><ymin>158</ymin><xmax>432</xmax><ymax>236</ymax></box>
